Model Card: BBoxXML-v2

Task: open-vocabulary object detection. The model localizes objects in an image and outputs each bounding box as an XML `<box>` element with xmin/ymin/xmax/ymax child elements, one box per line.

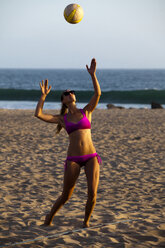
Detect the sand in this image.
<box><xmin>0</xmin><ymin>108</ymin><xmax>165</xmax><ymax>248</ymax></box>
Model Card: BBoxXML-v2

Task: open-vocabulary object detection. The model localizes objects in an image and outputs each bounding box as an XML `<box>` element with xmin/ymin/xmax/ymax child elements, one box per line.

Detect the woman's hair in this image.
<box><xmin>56</xmin><ymin>93</ymin><xmax>68</xmax><ymax>134</ymax></box>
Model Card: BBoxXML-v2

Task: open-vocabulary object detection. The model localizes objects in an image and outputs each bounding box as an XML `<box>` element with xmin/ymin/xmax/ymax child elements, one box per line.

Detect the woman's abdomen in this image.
<box><xmin>67</xmin><ymin>130</ymin><xmax>96</xmax><ymax>156</ymax></box>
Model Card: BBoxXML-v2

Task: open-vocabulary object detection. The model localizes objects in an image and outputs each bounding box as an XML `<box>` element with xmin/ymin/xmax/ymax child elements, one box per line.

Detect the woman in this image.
<box><xmin>35</xmin><ymin>58</ymin><xmax>101</xmax><ymax>228</ymax></box>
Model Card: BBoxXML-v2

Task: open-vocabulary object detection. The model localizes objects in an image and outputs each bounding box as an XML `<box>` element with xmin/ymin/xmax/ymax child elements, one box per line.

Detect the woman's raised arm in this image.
<box><xmin>84</xmin><ymin>58</ymin><xmax>101</xmax><ymax>113</ymax></box>
<box><xmin>34</xmin><ymin>79</ymin><xmax>60</xmax><ymax>123</ymax></box>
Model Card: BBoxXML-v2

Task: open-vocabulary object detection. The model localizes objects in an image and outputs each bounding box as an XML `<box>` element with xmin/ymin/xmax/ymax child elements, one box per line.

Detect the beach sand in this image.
<box><xmin>0</xmin><ymin>108</ymin><xmax>165</xmax><ymax>247</ymax></box>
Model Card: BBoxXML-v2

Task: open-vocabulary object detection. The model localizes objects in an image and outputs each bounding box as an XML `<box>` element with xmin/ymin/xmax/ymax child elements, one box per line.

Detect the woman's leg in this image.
<box><xmin>83</xmin><ymin>157</ymin><xmax>100</xmax><ymax>227</ymax></box>
<box><xmin>44</xmin><ymin>161</ymin><xmax>80</xmax><ymax>225</ymax></box>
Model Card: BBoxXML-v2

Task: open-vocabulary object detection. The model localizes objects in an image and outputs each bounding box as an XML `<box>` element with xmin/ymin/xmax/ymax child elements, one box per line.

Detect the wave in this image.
<box><xmin>0</xmin><ymin>89</ymin><xmax>165</xmax><ymax>104</ymax></box>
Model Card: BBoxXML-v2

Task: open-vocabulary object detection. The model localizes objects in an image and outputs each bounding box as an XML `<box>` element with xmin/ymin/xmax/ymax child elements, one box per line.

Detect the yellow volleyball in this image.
<box><xmin>64</xmin><ymin>4</ymin><xmax>84</xmax><ymax>24</ymax></box>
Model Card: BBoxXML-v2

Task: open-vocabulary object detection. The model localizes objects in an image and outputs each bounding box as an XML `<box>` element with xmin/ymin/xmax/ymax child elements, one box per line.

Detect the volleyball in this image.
<box><xmin>64</xmin><ymin>4</ymin><xmax>84</xmax><ymax>24</ymax></box>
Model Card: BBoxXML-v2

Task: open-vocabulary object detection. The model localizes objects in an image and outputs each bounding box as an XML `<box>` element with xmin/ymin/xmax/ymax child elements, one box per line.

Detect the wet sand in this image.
<box><xmin>0</xmin><ymin>109</ymin><xmax>165</xmax><ymax>247</ymax></box>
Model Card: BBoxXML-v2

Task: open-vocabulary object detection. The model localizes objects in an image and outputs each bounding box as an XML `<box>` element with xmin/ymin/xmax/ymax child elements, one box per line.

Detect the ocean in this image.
<box><xmin>0</xmin><ymin>69</ymin><xmax>165</xmax><ymax>109</ymax></box>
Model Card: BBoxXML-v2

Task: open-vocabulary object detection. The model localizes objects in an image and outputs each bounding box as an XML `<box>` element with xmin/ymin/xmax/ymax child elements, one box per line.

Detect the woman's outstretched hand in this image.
<box><xmin>86</xmin><ymin>58</ymin><xmax>96</xmax><ymax>76</ymax></box>
<box><xmin>40</xmin><ymin>79</ymin><xmax>51</xmax><ymax>96</ymax></box>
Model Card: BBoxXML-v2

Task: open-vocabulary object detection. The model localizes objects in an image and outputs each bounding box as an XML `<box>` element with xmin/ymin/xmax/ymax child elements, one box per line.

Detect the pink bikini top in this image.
<box><xmin>64</xmin><ymin>109</ymin><xmax>91</xmax><ymax>134</ymax></box>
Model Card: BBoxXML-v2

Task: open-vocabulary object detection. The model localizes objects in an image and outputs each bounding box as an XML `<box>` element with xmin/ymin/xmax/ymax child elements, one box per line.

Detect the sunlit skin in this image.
<box><xmin>35</xmin><ymin>58</ymin><xmax>101</xmax><ymax>228</ymax></box>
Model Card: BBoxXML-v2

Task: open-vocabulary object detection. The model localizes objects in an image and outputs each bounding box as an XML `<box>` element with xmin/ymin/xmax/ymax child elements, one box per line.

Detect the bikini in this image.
<box><xmin>64</xmin><ymin>109</ymin><xmax>102</xmax><ymax>170</ymax></box>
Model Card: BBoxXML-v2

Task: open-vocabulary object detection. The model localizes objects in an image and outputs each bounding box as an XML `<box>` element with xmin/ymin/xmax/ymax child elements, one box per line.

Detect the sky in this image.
<box><xmin>0</xmin><ymin>0</ymin><xmax>165</xmax><ymax>69</ymax></box>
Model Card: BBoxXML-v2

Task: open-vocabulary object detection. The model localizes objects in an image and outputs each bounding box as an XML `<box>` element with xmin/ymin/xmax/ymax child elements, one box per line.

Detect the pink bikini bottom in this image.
<box><xmin>64</xmin><ymin>153</ymin><xmax>102</xmax><ymax>170</ymax></box>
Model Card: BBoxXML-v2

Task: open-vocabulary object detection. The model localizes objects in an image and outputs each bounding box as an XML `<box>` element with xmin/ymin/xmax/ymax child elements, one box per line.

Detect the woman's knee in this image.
<box><xmin>61</xmin><ymin>189</ymin><xmax>73</xmax><ymax>204</ymax></box>
<box><xmin>88</xmin><ymin>190</ymin><xmax>97</xmax><ymax>203</ymax></box>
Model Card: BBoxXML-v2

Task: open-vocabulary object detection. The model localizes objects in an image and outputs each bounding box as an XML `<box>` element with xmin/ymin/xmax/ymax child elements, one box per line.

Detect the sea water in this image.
<box><xmin>0</xmin><ymin>69</ymin><xmax>165</xmax><ymax>109</ymax></box>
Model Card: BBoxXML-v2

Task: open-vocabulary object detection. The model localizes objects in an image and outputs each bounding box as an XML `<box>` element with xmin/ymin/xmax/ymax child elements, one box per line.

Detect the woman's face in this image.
<box><xmin>62</xmin><ymin>90</ymin><xmax>76</xmax><ymax>105</ymax></box>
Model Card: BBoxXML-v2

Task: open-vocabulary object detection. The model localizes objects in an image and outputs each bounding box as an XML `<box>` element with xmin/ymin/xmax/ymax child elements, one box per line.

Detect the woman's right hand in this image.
<box><xmin>40</xmin><ymin>79</ymin><xmax>51</xmax><ymax>96</ymax></box>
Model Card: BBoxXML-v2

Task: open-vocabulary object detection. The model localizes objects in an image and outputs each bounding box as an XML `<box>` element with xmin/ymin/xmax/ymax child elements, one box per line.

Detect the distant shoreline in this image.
<box><xmin>0</xmin><ymin>100</ymin><xmax>164</xmax><ymax>110</ymax></box>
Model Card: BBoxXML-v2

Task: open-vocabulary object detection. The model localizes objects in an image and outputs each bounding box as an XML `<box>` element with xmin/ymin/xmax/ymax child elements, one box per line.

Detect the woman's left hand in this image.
<box><xmin>86</xmin><ymin>58</ymin><xmax>96</xmax><ymax>76</ymax></box>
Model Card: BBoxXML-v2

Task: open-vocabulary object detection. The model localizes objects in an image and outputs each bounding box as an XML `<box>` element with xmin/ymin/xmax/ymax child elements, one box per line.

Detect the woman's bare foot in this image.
<box><xmin>83</xmin><ymin>221</ymin><xmax>90</xmax><ymax>228</ymax></box>
<box><xmin>43</xmin><ymin>214</ymin><xmax>52</xmax><ymax>226</ymax></box>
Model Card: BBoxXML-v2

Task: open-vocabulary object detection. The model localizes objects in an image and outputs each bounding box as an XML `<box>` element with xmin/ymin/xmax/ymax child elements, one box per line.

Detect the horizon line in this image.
<box><xmin>0</xmin><ymin>67</ymin><xmax>165</xmax><ymax>70</ymax></box>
